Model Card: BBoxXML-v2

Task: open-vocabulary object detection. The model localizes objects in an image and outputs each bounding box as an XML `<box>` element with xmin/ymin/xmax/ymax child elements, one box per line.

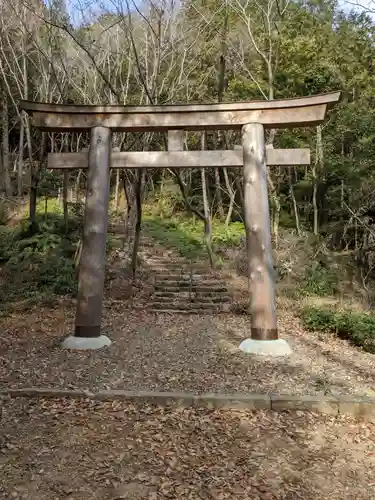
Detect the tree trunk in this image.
<box><xmin>75</xmin><ymin>170</ymin><xmax>82</xmax><ymax>202</ymax></box>
<box><xmin>271</xmin><ymin>191</ymin><xmax>281</xmax><ymax>249</ymax></box>
<box><xmin>215</xmin><ymin>39</ymin><xmax>227</xmax><ymax>221</ymax></box>
<box><xmin>201</xmin><ymin>132</ymin><xmax>214</xmax><ymax>267</ymax></box>
<box><xmin>18</xmin><ymin>115</ymin><xmax>25</xmax><ymax>196</ymax></box>
<box><xmin>121</xmin><ymin>170</ymin><xmax>133</xmax><ymax>248</ymax></box>
<box><xmin>2</xmin><ymin>92</ymin><xmax>12</xmax><ymax>197</ymax></box>
<box><xmin>76</xmin><ymin>147</ymin><xmax>88</xmax><ymax>202</ymax></box>
<box><xmin>112</xmin><ymin>146</ymin><xmax>121</xmax><ymax>215</ymax></box>
<box><xmin>131</xmin><ymin>169</ymin><xmax>144</xmax><ymax>280</ymax></box>
<box><xmin>114</xmin><ymin>168</ymin><xmax>120</xmax><ymax>214</ymax></box>
<box><xmin>313</xmin><ymin>125</ymin><xmax>323</xmax><ymax>236</ymax></box>
<box><xmin>289</xmin><ymin>167</ymin><xmax>301</xmax><ymax>236</ymax></box>
<box><xmin>223</xmin><ymin>166</ymin><xmax>235</xmax><ymax>226</ymax></box>
<box><xmin>214</xmin><ymin>165</ymin><xmax>224</xmax><ymax>219</ymax></box>
<box><xmin>19</xmin><ymin>17</ymin><xmax>27</xmax><ymax>197</ymax></box>
<box><xmin>235</xmin><ymin>175</ymin><xmax>245</xmax><ymax>220</ymax></box>
<box><xmin>63</xmin><ymin>134</ymin><xmax>69</xmax><ymax>234</ymax></box>
<box><xmin>201</xmin><ymin>168</ymin><xmax>214</xmax><ymax>267</ymax></box>
<box><xmin>29</xmin><ymin>132</ymin><xmax>47</xmax><ymax>233</ymax></box>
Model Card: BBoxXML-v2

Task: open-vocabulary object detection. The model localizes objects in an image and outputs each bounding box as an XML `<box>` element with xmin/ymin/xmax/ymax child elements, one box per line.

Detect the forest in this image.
<box><xmin>1</xmin><ymin>0</ymin><xmax>375</xmax><ymax>316</ymax></box>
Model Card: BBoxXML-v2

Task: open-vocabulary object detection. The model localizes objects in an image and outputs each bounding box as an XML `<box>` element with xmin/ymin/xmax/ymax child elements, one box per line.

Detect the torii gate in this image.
<box><xmin>20</xmin><ymin>92</ymin><xmax>340</xmax><ymax>355</ymax></box>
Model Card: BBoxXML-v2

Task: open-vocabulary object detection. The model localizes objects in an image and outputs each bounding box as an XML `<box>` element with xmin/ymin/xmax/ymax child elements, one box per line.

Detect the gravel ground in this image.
<box><xmin>0</xmin><ymin>396</ymin><xmax>374</xmax><ymax>500</ymax></box>
<box><xmin>0</xmin><ymin>304</ymin><xmax>375</xmax><ymax>397</ymax></box>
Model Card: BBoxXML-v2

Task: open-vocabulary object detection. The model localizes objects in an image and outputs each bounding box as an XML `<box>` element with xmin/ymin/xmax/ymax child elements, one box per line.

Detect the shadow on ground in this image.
<box><xmin>0</xmin><ymin>306</ymin><xmax>375</xmax><ymax>398</ymax></box>
<box><xmin>0</xmin><ymin>397</ymin><xmax>373</xmax><ymax>500</ymax></box>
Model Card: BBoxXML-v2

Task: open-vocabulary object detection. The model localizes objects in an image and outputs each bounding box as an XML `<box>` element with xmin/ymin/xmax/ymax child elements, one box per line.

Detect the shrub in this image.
<box><xmin>0</xmin><ymin>200</ymin><xmax>9</xmax><ymax>225</ymax></box>
<box><xmin>300</xmin><ymin>263</ymin><xmax>339</xmax><ymax>296</ymax></box>
<box><xmin>0</xmin><ymin>209</ymin><xmax>82</xmax><ymax>305</ymax></box>
<box><xmin>301</xmin><ymin>305</ymin><xmax>375</xmax><ymax>353</ymax></box>
<box><xmin>301</xmin><ymin>306</ymin><xmax>337</xmax><ymax>331</ymax></box>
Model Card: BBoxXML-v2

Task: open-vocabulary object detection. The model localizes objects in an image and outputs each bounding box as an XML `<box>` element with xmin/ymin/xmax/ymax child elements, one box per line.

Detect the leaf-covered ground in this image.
<box><xmin>0</xmin><ymin>396</ymin><xmax>374</xmax><ymax>500</ymax></box>
<box><xmin>1</xmin><ymin>238</ymin><xmax>375</xmax><ymax>499</ymax></box>
<box><xmin>0</xmin><ymin>304</ymin><xmax>374</xmax><ymax>397</ymax></box>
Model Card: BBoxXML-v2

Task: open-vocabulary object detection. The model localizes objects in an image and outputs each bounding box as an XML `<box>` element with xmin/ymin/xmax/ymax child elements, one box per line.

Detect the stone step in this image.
<box><xmin>148</xmin><ymin>267</ymin><xmax>211</xmax><ymax>274</ymax></box>
<box><xmin>154</xmin><ymin>276</ymin><xmax>220</xmax><ymax>288</ymax></box>
<box><xmin>143</xmin><ymin>260</ymin><xmax>209</xmax><ymax>269</ymax></box>
<box><xmin>154</xmin><ymin>280</ymin><xmax>227</xmax><ymax>288</ymax></box>
<box><xmin>152</xmin><ymin>301</ymin><xmax>224</xmax><ymax>311</ymax></box>
<box><xmin>155</xmin><ymin>285</ymin><xmax>228</xmax><ymax>293</ymax></box>
<box><xmin>153</xmin><ymin>273</ymin><xmax>214</xmax><ymax>280</ymax></box>
<box><xmin>153</xmin><ymin>294</ymin><xmax>232</xmax><ymax>303</ymax></box>
<box><xmin>149</xmin><ymin>308</ymin><xmax>203</xmax><ymax>315</ymax></box>
<box><xmin>154</xmin><ymin>290</ymin><xmax>230</xmax><ymax>298</ymax></box>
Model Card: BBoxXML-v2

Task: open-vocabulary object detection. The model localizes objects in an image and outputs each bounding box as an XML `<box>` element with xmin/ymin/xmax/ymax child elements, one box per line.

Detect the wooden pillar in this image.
<box><xmin>74</xmin><ymin>126</ymin><xmax>112</xmax><ymax>339</ymax></box>
<box><xmin>168</xmin><ymin>130</ymin><xmax>184</xmax><ymax>151</ymax></box>
<box><xmin>242</xmin><ymin>123</ymin><xmax>278</xmax><ymax>341</ymax></box>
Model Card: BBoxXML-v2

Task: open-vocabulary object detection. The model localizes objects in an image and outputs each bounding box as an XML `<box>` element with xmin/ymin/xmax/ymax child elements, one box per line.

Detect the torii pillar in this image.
<box><xmin>239</xmin><ymin>123</ymin><xmax>290</xmax><ymax>355</ymax></box>
<box><xmin>65</xmin><ymin>126</ymin><xmax>112</xmax><ymax>349</ymax></box>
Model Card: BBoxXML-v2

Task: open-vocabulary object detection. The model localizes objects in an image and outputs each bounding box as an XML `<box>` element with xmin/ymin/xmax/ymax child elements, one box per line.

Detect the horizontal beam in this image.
<box><xmin>20</xmin><ymin>92</ymin><xmax>341</xmax><ymax>114</ymax></box>
<box><xmin>47</xmin><ymin>149</ymin><xmax>311</xmax><ymax>170</ymax></box>
<box><xmin>20</xmin><ymin>92</ymin><xmax>341</xmax><ymax>132</ymax></box>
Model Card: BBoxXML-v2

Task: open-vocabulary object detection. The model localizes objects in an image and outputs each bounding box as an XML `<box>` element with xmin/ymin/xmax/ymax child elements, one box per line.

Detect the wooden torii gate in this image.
<box><xmin>20</xmin><ymin>92</ymin><xmax>340</xmax><ymax>355</ymax></box>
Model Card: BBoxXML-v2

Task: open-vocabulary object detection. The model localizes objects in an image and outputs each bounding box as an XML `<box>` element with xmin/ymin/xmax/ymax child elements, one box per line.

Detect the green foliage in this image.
<box><xmin>299</xmin><ymin>263</ymin><xmax>339</xmax><ymax>296</ymax></box>
<box><xmin>143</xmin><ymin>216</ymin><xmax>204</xmax><ymax>259</ymax></box>
<box><xmin>150</xmin><ymin>181</ymin><xmax>186</xmax><ymax>219</ymax></box>
<box><xmin>301</xmin><ymin>306</ymin><xmax>337</xmax><ymax>331</ymax></box>
<box><xmin>0</xmin><ymin>203</ymin><xmax>83</xmax><ymax>308</ymax></box>
<box><xmin>143</xmin><ymin>214</ymin><xmax>244</xmax><ymax>259</ymax></box>
<box><xmin>39</xmin><ymin>171</ymin><xmax>61</xmax><ymax>198</ymax></box>
<box><xmin>0</xmin><ymin>200</ymin><xmax>9</xmax><ymax>225</ymax></box>
<box><xmin>301</xmin><ymin>305</ymin><xmax>375</xmax><ymax>353</ymax></box>
<box><xmin>212</xmin><ymin>222</ymin><xmax>245</xmax><ymax>246</ymax></box>
<box><xmin>0</xmin><ymin>227</ymin><xmax>20</xmax><ymax>263</ymax></box>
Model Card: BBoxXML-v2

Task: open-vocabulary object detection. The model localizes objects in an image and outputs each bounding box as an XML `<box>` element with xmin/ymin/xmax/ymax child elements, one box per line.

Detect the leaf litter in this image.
<box><xmin>0</xmin><ymin>303</ymin><xmax>375</xmax><ymax>397</ymax></box>
<box><xmin>0</xmin><ymin>396</ymin><xmax>374</xmax><ymax>500</ymax></box>
<box><xmin>1</xmin><ymin>256</ymin><xmax>375</xmax><ymax>499</ymax></box>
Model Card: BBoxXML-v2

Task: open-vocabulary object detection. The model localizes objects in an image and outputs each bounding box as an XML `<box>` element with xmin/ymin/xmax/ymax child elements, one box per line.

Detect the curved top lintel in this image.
<box><xmin>18</xmin><ymin>91</ymin><xmax>341</xmax><ymax>132</ymax></box>
<box><xmin>19</xmin><ymin>92</ymin><xmax>341</xmax><ymax>115</ymax></box>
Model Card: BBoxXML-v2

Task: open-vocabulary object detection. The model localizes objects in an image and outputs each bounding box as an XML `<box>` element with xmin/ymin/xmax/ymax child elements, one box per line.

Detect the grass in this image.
<box><xmin>301</xmin><ymin>305</ymin><xmax>375</xmax><ymax>353</ymax></box>
<box><xmin>143</xmin><ymin>213</ymin><xmax>245</xmax><ymax>260</ymax></box>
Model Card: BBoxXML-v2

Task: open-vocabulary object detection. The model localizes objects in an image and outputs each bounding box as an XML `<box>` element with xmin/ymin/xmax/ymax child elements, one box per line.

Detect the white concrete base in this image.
<box><xmin>61</xmin><ymin>335</ymin><xmax>112</xmax><ymax>350</ymax></box>
<box><xmin>239</xmin><ymin>338</ymin><xmax>292</xmax><ymax>357</ymax></box>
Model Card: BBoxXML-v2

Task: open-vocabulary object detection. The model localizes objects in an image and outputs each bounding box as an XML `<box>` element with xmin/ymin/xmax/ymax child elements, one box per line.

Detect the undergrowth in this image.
<box><xmin>301</xmin><ymin>305</ymin><xmax>375</xmax><ymax>353</ymax></box>
<box><xmin>283</xmin><ymin>261</ymin><xmax>340</xmax><ymax>299</ymax></box>
<box><xmin>0</xmin><ymin>200</ymin><xmax>84</xmax><ymax>314</ymax></box>
<box><xmin>143</xmin><ymin>214</ymin><xmax>244</xmax><ymax>259</ymax></box>
<box><xmin>300</xmin><ymin>263</ymin><xmax>339</xmax><ymax>297</ymax></box>
<box><xmin>0</xmin><ymin>198</ymin><xmax>117</xmax><ymax>316</ymax></box>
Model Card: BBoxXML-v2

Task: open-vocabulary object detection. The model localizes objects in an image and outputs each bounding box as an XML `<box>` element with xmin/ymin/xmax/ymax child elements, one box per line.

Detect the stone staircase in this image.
<box><xmin>139</xmin><ymin>244</ymin><xmax>232</xmax><ymax>314</ymax></box>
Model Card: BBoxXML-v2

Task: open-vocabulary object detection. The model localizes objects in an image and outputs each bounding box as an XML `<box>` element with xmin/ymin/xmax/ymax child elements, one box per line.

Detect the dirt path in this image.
<box><xmin>1</xmin><ymin>396</ymin><xmax>374</xmax><ymax>500</ymax></box>
<box><xmin>0</xmin><ymin>305</ymin><xmax>375</xmax><ymax>397</ymax></box>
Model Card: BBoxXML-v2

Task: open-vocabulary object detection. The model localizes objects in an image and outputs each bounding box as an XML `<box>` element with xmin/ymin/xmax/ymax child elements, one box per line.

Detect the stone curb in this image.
<box><xmin>1</xmin><ymin>388</ymin><xmax>375</xmax><ymax>422</ymax></box>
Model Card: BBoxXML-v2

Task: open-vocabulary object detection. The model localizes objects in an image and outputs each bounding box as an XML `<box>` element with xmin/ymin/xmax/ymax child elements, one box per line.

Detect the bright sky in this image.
<box><xmin>65</xmin><ymin>0</ymin><xmax>375</xmax><ymax>25</ymax></box>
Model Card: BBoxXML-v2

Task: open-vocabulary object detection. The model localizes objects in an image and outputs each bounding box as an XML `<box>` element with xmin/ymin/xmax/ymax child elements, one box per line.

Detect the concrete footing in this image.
<box><xmin>239</xmin><ymin>338</ymin><xmax>292</xmax><ymax>356</ymax></box>
<box><xmin>61</xmin><ymin>335</ymin><xmax>112</xmax><ymax>350</ymax></box>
